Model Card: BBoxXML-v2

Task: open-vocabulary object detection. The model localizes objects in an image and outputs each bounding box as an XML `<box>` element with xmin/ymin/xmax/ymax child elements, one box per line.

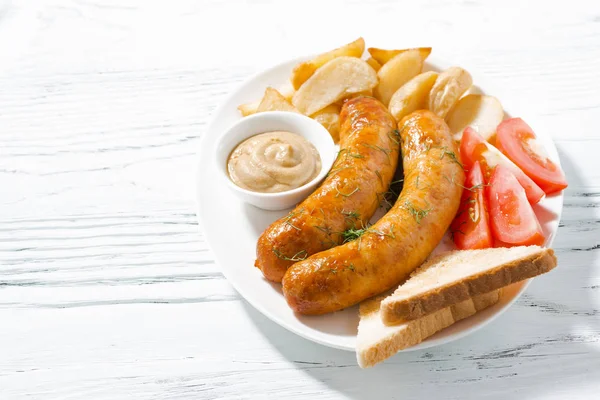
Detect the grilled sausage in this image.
<box><xmin>282</xmin><ymin>110</ymin><xmax>465</xmax><ymax>314</ymax></box>
<box><xmin>255</xmin><ymin>97</ymin><xmax>399</xmax><ymax>282</ymax></box>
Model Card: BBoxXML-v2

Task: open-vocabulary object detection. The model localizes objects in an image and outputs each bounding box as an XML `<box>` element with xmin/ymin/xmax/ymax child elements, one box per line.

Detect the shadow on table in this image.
<box><xmin>242</xmin><ymin>148</ymin><xmax>600</xmax><ymax>399</ymax></box>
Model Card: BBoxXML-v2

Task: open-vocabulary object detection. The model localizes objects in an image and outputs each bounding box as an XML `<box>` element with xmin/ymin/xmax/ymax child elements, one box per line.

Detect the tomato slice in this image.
<box><xmin>496</xmin><ymin>118</ymin><xmax>567</xmax><ymax>194</ymax></box>
<box><xmin>450</xmin><ymin>161</ymin><xmax>493</xmax><ymax>249</ymax></box>
<box><xmin>486</xmin><ymin>164</ymin><xmax>545</xmax><ymax>246</ymax></box>
<box><xmin>460</xmin><ymin>127</ymin><xmax>545</xmax><ymax>204</ymax></box>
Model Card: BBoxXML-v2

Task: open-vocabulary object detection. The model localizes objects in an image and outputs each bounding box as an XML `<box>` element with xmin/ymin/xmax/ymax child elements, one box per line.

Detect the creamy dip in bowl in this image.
<box><xmin>215</xmin><ymin>111</ymin><xmax>336</xmax><ymax>211</ymax></box>
<box><xmin>227</xmin><ymin>130</ymin><xmax>322</xmax><ymax>193</ymax></box>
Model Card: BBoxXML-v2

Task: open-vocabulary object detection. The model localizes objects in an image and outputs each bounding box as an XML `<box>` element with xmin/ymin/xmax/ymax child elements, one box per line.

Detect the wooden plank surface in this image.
<box><xmin>0</xmin><ymin>0</ymin><xmax>599</xmax><ymax>398</ymax></box>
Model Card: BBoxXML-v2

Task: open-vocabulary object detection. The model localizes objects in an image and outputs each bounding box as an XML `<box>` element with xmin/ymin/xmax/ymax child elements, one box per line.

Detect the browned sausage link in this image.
<box><xmin>282</xmin><ymin>110</ymin><xmax>465</xmax><ymax>314</ymax></box>
<box><xmin>255</xmin><ymin>97</ymin><xmax>398</xmax><ymax>282</ymax></box>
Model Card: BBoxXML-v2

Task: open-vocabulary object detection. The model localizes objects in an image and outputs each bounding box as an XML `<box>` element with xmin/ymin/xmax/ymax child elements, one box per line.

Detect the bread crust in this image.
<box><xmin>357</xmin><ymin>290</ymin><xmax>500</xmax><ymax>368</ymax></box>
<box><xmin>380</xmin><ymin>248</ymin><xmax>557</xmax><ymax>325</ymax></box>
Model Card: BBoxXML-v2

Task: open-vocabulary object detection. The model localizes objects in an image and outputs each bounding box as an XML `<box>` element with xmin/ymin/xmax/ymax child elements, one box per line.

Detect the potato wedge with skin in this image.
<box><xmin>374</xmin><ymin>49</ymin><xmax>423</xmax><ymax>106</ymax></box>
<box><xmin>388</xmin><ymin>71</ymin><xmax>438</xmax><ymax>122</ymax></box>
<box><xmin>290</xmin><ymin>38</ymin><xmax>365</xmax><ymax>90</ymax></box>
<box><xmin>256</xmin><ymin>87</ymin><xmax>300</xmax><ymax>113</ymax></box>
<box><xmin>292</xmin><ymin>57</ymin><xmax>378</xmax><ymax>116</ymax></box>
<box><xmin>446</xmin><ymin>94</ymin><xmax>504</xmax><ymax>141</ymax></box>
<box><xmin>311</xmin><ymin>104</ymin><xmax>341</xmax><ymax>143</ymax></box>
<box><xmin>238</xmin><ymin>82</ymin><xmax>295</xmax><ymax>116</ymax></box>
<box><xmin>366</xmin><ymin>57</ymin><xmax>382</xmax><ymax>72</ymax></box>
<box><xmin>368</xmin><ymin>47</ymin><xmax>431</xmax><ymax>65</ymax></box>
<box><xmin>428</xmin><ymin>67</ymin><xmax>473</xmax><ymax>118</ymax></box>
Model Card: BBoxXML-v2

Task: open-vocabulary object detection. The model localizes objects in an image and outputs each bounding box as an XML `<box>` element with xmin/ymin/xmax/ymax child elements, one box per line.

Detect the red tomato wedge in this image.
<box><xmin>460</xmin><ymin>127</ymin><xmax>545</xmax><ymax>204</ymax></box>
<box><xmin>486</xmin><ymin>164</ymin><xmax>545</xmax><ymax>246</ymax></box>
<box><xmin>450</xmin><ymin>161</ymin><xmax>493</xmax><ymax>249</ymax></box>
<box><xmin>496</xmin><ymin>118</ymin><xmax>567</xmax><ymax>195</ymax></box>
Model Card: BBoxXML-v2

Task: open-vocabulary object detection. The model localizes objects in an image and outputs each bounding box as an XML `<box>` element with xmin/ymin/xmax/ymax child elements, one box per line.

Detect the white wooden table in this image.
<box><xmin>1</xmin><ymin>0</ymin><xmax>599</xmax><ymax>398</ymax></box>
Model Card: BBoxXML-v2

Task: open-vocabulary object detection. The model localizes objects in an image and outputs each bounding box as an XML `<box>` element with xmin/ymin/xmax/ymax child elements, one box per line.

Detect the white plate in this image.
<box><xmin>196</xmin><ymin>55</ymin><xmax>564</xmax><ymax>352</ymax></box>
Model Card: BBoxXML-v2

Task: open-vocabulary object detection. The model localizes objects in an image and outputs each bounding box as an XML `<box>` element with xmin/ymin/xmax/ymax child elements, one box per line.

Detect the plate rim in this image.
<box><xmin>195</xmin><ymin>54</ymin><xmax>564</xmax><ymax>352</ymax></box>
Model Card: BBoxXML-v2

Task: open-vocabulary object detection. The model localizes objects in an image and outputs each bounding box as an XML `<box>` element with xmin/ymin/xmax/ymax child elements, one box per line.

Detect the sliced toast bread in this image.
<box><xmin>357</xmin><ymin>290</ymin><xmax>500</xmax><ymax>368</ymax></box>
<box><xmin>380</xmin><ymin>246</ymin><xmax>557</xmax><ymax>325</ymax></box>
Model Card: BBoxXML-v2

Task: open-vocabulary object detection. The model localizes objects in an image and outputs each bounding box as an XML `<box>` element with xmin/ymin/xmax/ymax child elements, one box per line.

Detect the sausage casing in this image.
<box><xmin>255</xmin><ymin>97</ymin><xmax>398</xmax><ymax>282</ymax></box>
<box><xmin>282</xmin><ymin>110</ymin><xmax>465</xmax><ymax>314</ymax></box>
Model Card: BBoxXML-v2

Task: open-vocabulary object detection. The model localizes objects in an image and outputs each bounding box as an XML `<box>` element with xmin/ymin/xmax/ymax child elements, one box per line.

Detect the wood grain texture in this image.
<box><xmin>1</xmin><ymin>0</ymin><xmax>599</xmax><ymax>398</ymax></box>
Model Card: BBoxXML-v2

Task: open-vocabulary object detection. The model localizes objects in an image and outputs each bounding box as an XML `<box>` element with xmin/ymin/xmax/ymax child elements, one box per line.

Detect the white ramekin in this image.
<box><xmin>215</xmin><ymin>111</ymin><xmax>336</xmax><ymax>211</ymax></box>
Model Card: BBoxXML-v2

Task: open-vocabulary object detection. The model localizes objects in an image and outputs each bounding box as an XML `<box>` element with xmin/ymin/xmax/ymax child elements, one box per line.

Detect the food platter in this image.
<box><xmin>196</xmin><ymin>53</ymin><xmax>564</xmax><ymax>352</ymax></box>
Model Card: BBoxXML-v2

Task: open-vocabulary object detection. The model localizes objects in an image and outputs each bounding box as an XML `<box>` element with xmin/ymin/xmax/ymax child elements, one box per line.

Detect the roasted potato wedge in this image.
<box><xmin>256</xmin><ymin>87</ymin><xmax>300</xmax><ymax>113</ymax></box>
<box><xmin>238</xmin><ymin>100</ymin><xmax>260</xmax><ymax>117</ymax></box>
<box><xmin>366</xmin><ymin>57</ymin><xmax>382</xmax><ymax>72</ymax></box>
<box><xmin>446</xmin><ymin>94</ymin><xmax>504</xmax><ymax>141</ymax></box>
<box><xmin>311</xmin><ymin>104</ymin><xmax>341</xmax><ymax>143</ymax></box>
<box><xmin>292</xmin><ymin>56</ymin><xmax>377</xmax><ymax>116</ymax></box>
<box><xmin>368</xmin><ymin>47</ymin><xmax>431</xmax><ymax>65</ymax></box>
<box><xmin>290</xmin><ymin>37</ymin><xmax>365</xmax><ymax>90</ymax></box>
<box><xmin>428</xmin><ymin>66</ymin><xmax>473</xmax><ymax>118</ymax></box>
<box><xmin>277</xmin><ymin>80</ymin><xmax>295</xmax><ymax>102</ymax></box>
<box><xmin>388</xmin><ymin>71</ymin><xmax>438</xmax><ymax>122</ymax></box>
<box><xmin>374</xmin><ymin>49</ymin><xmax>423</xmax><ymax>106</ymax></box>
<box><xmin>238</xmin><ymin>82</ymin><xmax>295</xmax><ymax>116</ymax></box>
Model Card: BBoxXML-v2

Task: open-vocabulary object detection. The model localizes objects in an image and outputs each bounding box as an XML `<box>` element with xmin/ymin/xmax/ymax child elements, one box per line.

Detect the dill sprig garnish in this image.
<box><xmin>414</xmin><ymin>175</ymin><xmax>433</xmax><ymax>191</ymax></box>
<box><xmin>318</xmin><ymin>267</ymin><xmax>340</xmax><ymax>274</ymax></box>
<box><xmin>360</xmin><ymin>142</ymin><xmax>392</xmax><ymax>163</ymax></box>
<box><xmin>272</xmin><ymin>248</ymin><xmax>308</xmax><ymax>262</ymax></box>
<box><xmin>460</xmin><ymin>182</ymin><xmax>487</xmax><ymax>192</ymax></box>
<box><xmin>442</xmin><ymin>150</ymin><xmax>464</xmax><ymax>170</ymax></box>
<box><xmin>314</xmin><ymin>225</ymin><xmax>333</xmax><ymax>235</ymax></box>
<box><xmin>282</xmin><ymin>208</ymin><xmax>303</xmax><ymax>231</ymax></box>
<box><xmin>315</xmin><ymin>227</ymin><xmax>337</xmax><ymax>247</ymax></box>
<box><xmin>347</xmin><ymin>152</ymin><xmax>364</xmax><ymax>159</ymax></box>
<box><xmin>387</xmin><ymin>129</ymin><xmax>401</xmax><ymax>145</ymax></box>
<box><xmin>378</xmin><ymin>178</ymin><xmax>404</xmax><ymax>210</ymax></box>
<box><xmin>367</xmin><ymin>224</ymin><xmax>396</xmax><ymax>240</ymax></box>
<box><xmin>341</xmin><ymin>223</ymin><xmax>396</xmax><ymax>245</ymax></box>
<box><xmin>341</xmin><ymin>227</ymin><xmax>368</xmax><ymax>243</ymax></box>
<box><xmin>443</xmin><ymin>174</ymin><xmax>488</xmax><ymax>192</ymax></box>
<box><xmin>341</xmin><ymin>209</ymin><xmax>361</xmax><ymax>220</ymax></box>
<box><xmin>378</xmin><ymin>192</ymin><xmax>394</xmax><ymax>211</ymax></box>
<box><xmin>405</xmin><ymin>200</ymin><xmax>432</xmax><ymax>224</ymax></box>
<box><xmin>467</xmin><ymin>183</ymin><xmax>484</xmax><ymax>191</ymax></box>
<box><xmin>375</xmin><ymin>170</ymin><xmax>384</xmax><ymax>184</ymax></box>
<box><xmin>341</xmin><ymin>209</ymin><xmax>361</xmax><ymax>226</ymax></box>
<box><xmin>327</xmin><ymin>166</ymin><xmax>351</xmax><ymax>178</ymax></box>
<box><xmin>335</xmin><ymin>186</ymin><xmax>360</xmax><ymax>198</ymax></box>
<box><xmin>338</xmin><ymin>147</ymin><xmax>364</xmax><ymax>159</ymax></box>
<box><xmin>383</xmin><ymin>186</ymin><xmax>401</xmax><ymax>199</ymax></box>
<box><xmin>429</xmin><ymin>145</ymin><xmax>464</xmax><ymax>170</ymax></box>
